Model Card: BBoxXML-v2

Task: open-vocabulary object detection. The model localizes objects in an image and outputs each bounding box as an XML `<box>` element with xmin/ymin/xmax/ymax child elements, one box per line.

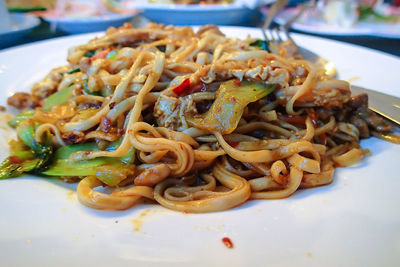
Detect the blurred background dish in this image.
<box><xmin>35</xmin><ymin>0</ymin><xmax>137</xmax><ymax>34</ymax></box>
<box><xmin>274</xmin><ymin>2</ymin><xmax>400</xmax><ymax>38</ymax></box>
<box><xmin>41</xmin><ymin>13</ymin><xmax>136</xmax><ymax>34</ymax></box>
<box><xmin>0</xmin><ymin>13</ymin><xmax>40</xmax><ymax>48</ymax></box>
<box><xmin>5</xmin><ymin>0</ymin><xmax>55</xmax><ymax>12</ymax></box>
<box><xmin>123</xmin><ymin>0</ymin><xmax>275</xmax><ymax>25</ymax></box>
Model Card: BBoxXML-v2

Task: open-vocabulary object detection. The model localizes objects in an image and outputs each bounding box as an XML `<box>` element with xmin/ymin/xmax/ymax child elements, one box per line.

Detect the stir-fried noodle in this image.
<box><xmin>3</xmin><ymin>24</ymin><xmax>397</xmax><ymax>212</ymax></box>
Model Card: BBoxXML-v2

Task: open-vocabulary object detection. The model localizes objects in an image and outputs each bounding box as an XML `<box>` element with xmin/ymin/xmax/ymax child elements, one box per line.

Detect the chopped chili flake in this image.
<box><xmin>173</xmin><ymin>78</ymin><xmax>191</xmax><ymax>96</ymax></box>
<box><xmin>9</xmin><ymin>156</ymin><xmax>22</xmax><ymax>164</ymax></box>
<box><xmin>233</xmin><ymin>80</ymin><xmax>241</xmax><ymax>86</ymax></box>
<box><xmin>222</xmin><ymin>237</ymin><xmax>234</xmax><ymax>249</ymax></box>
<box><xmin>91</xmin><ymin>48</ymin><xmax>111</xmax><ymax>60</ymax></box>
<box><xmin>231</xmin><ymin>97</ymin><xmax>237</xmax><ymax>102</ymax></box>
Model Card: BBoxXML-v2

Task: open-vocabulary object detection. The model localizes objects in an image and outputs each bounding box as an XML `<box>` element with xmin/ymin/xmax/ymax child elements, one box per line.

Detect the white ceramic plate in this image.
<box><xmin>0</xmin><ymin>27</ymin><xmax>399</xmax><ymax>266</ymax></box>
<box><xmin>128</xmin><ymin>0</ymin><xmax>274</xmax><ymax>25</ymax></box>
<box><xmin>275</xmin><ymin>7</ymin><xmax>400</xmax><ymax>39</ymax></box>
<box><xmin>0</xmin><ymin>13</ymin><xmax>40</xmax><ymax>48</ymax></box>
<box><xmin>42</xmin><ymin>13</ymin><xmax>136</xmax><ymax>34</ymax></box>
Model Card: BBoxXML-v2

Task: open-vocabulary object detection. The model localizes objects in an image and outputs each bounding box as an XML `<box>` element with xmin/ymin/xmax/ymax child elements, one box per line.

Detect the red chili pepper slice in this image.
<box><xmin>173</xmin><ymin>78</ymin><xmax>191</xmax><ymax>96</ymax></box>
<box><xmin>233</xmin><ymin>80</ymin><xmax>241</xmax><ymax>86</ymax></box>
<box><xmin>9</xmin><ymin>156</ymin><xmax>22</xmax><ymax>164</ymax></box>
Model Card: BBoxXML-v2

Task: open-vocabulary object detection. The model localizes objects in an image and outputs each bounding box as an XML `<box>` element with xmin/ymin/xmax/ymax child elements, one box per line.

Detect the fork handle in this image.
<box><xmin>262</xmin><ymin>0</ymin><xmax>289</xmax><ymax>31</ymax></box>
<box><xmin>282</xmin><ymin>1</ymin><xmax>315</xmax><ymax>30</ymax></box>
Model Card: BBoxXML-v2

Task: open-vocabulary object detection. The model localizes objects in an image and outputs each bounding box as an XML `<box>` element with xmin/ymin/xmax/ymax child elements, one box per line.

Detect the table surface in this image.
<box><xmin>1</xmin><ymin>15</ymin><xmax>399</xmax><ymax>58</ymax></box>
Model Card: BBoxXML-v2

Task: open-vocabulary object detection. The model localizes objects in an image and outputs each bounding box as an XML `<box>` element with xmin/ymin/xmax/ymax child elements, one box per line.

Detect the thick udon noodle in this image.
<box><xmin>6</xmin><ymin>24</ymin><xmax>388</xmax><ymax>213</ymax></box>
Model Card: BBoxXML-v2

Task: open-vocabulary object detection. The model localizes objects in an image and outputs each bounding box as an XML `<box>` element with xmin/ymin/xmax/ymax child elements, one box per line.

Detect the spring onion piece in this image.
<box><xmin>250</xmin><ymin>39</ymin><xmax>269</xmax><ymax>51</ymax></box>
<box><xmin>16</xmin><ymin>120</ymin><xmax>53</xmax><ymax>171</ymax></box>
<box><xmin>106</xmin><ymin>50</ymin><xmax>117</xmax><ymax>60</ymax></box>
<box><xmin>187</xmin><ymin>80</ymin><xmax>276</xmax><ymax>134</ymax></box>
<box><xmin>83</xmin><ymin>79</ymin><xmax>101</xmax><ymax>96</ymax></box>
<box><xmin>67</xmin><ymin>68</ymin><xmax>80</xmax><ymax>74</ymax></box>
<box><xmin>0</xmin><ymin>121</ymin><xmax>53</xmax><ymax>178</ymax></box>
<box><xmin>84</xmin><ymin>50</ymin><xmax>95</xmax><ymax>57</ymax></box>
<box><xmin>0</xmin><ymin>157</ymin><xmax>40</xmax><ymax>180</ymax></box>
<box><xmin>42</xmin><ymin>85</ymin><xmax>74</xmax><ymax>111</ymax></box>
<box><xmin>8</xmin><ymin>110</ymin><xmax>35</xmax><ymax>127</ymax></box>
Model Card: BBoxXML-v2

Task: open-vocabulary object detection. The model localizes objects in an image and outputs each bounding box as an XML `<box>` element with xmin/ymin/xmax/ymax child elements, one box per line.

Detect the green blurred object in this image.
<box><xmin>6</xmin><ymin>0</ymin><xmax>55</xmax><ymax>12</ymax></box>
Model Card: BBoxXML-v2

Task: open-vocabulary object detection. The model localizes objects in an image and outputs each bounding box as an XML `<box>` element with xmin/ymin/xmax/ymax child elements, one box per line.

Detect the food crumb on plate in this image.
<box><xmin>66</xmin><ymin>191</ymin><xmax>75</xmax><ymax>202</ymax></box>
<box><xmin>131</xmin><ymin>209</ymin><xmax>155</xmax><ymax>233</ymax></box>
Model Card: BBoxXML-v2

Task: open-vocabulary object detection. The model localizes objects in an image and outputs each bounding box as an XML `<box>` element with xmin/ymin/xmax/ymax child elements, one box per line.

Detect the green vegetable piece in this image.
<box><xmin>0</xmin><ymin>122</ymin><xmax>53</xmax><ymax>179</ymax></box>
<box><xmin>67</xmin><ymin>68</ymin><xmax>80</xmax><ymax>74</ymax></box>
<box><xmin>187</xmin><ymin>80</ymin><xmax>276</xmax><ymax>134</ymax></box>
<box><xmin>16</xmin><ymin>121</ymin><xmax>36</xmax><ymax>149</ymax></box>
<box><xmin>84</xmin><ymin>50</ymin><xmax>95</xmax><ymax>58</ymax></box>
<box><xmin>42</xmin><ymin>85</ymin><xmax>74</xmax><ymax>111</ymax></box>
<box><xmin>83</xmin><ymin>79</ymin><xmax>101</xmax><ymax>96</ymax></box>
<box><xmin>250</xmin><ymin>39</ymin><xmax>269</xmax><ymax>51</ymax></box>
<box><xmin>43</xmin><ymin>141</ymin><xmax>135</xmax><ymax>186</ymax></box>
<box><xmin>0</xmin><ymin>157</ymin><xmax>41</xmax><ymax>180</ymax></box>
<box><xmin>106</xmin><ymin>50</ymin><xmax>117</xmax><ymax>60</ymax></box>
<box><xmin>8</xmin><ymin>110</ymin><xmax>35</xmax><ymax>128</ymax></box>
<box><xmin>16</xmin><ymin>120</ymin><xmax>53</xmax><ymax>171</ymax></box>
<box><xmin>359</xmin><ymin>6</ymin><xmax>399</xmax><ymax>22</ymax></box>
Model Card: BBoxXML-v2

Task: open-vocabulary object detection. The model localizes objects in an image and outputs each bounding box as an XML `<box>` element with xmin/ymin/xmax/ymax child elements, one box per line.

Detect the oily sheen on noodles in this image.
<box><xmin>3</xmin><ymin>23</ymin><xmax>397</xmax><ymax>213</ymax></box>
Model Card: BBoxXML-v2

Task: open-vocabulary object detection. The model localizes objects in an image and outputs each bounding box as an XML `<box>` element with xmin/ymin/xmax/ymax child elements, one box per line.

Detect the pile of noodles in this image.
<box><xmin>5</xmin><ymin>23</ymin><xmax>390</xmax><ymax>213</ymax></box>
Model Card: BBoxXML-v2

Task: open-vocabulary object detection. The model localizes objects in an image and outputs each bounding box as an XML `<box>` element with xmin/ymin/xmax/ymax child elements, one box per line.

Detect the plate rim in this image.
<box><xmin>0</xmin><ymin>13</ymin><xmax>40</xmax><ymax>35</ymax></box>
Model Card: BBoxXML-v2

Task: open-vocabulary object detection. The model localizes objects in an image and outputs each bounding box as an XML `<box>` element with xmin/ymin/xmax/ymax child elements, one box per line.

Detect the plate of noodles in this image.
<box><xmin>0</xmin><ymin>25</ymin><xmax>399</xmax><ymax>266</ymax></box>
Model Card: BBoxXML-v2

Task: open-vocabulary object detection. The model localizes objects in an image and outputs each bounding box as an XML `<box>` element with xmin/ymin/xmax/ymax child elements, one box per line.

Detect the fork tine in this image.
<box><xmin>261</xmin><ymin>0</ymin><xmax>289</xmax><ymax>45</ymax></box>
<box><xmin>279</xmin><ymin>25</ymin><xmax>298</xmax><ymax>48</ymax></box>
<box><xmin>271</xmin><ymin>26</ymin><xmax>283</xmax><ymax>43</ymax></box>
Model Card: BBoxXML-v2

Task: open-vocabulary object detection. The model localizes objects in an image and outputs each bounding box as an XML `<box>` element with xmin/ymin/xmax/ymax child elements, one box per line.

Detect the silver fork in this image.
<box><xmin>261</xmin><ymin>1</ymin><xmax>400</xmax><ymax>126</ymax></box>
<box><xmin>261</xmin><ymin>0</ymin><xmax>338</xmax><ymax>78</ymax></box>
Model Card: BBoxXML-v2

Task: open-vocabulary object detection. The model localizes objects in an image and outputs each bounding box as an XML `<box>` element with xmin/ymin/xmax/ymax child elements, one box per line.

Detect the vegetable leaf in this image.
<box><xmin>67</xmin><ymin>68</ymin><xmax>80</xmax><ymax>74</ymax></box>
<box><xmin>250</xmin><ymin>39</ymin><xmax>269</xmax><ymax>51</ymax></box>
<box><xmin>42</xmin><ymin>141</ymin><xmax>135</xmax><ymax>186</ymax></box>
<box><xmin>187</xmin><ymin>80</ymin><xmax>276</xmax><ymax>134</ymax></box>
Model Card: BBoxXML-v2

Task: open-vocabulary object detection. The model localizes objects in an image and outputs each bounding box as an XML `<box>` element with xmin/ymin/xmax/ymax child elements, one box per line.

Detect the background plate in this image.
<box><xmin>0</xmin><ymin>13</ymin><xmax>40</xmax><ymax>48</ymax></box>
<box><xmin>275</xmin><ymin>7</ymin><xmax>400</xmax><ymax>39</ymax></box>
<box><xmin>42</xmin><ymin>13</ymin><xmax>136</xmax><ymax>34</ymax></box>
<box><xmin>129</xmin><ymin>0</ymin><xmax>275</xmax><ymax>25</ymax></box>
